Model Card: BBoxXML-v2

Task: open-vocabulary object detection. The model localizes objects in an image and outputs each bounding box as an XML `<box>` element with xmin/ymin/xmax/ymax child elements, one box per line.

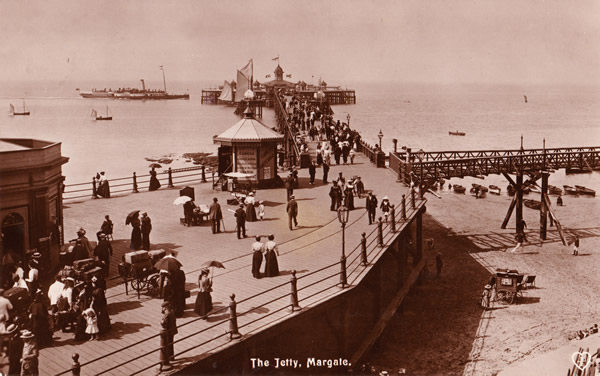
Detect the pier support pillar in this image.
<box><xmin>516</xmin><ymin>173</ymin><xmax>524</xmax><ymax>234</ymax></box>
<box><xmin>540</xmin><ymin>171</ymin><xmax>549</xmax><ymax>240</ymax></box>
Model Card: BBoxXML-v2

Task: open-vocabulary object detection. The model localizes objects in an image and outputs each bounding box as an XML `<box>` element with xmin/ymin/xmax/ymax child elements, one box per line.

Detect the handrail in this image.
<box><xmin>55</xmin><ymin>197</ymin><xmax>427</xmax><ymax>375</ymax></box>
<box><xmin>273</xmin><ymin>94</ymin><xmax>302</xmax><ymax>165</ymax></box>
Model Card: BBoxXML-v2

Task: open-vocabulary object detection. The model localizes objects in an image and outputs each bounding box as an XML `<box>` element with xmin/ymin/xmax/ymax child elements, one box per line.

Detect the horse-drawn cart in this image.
<box><xmin>118</xmin><ymin>250</ymin><xmax>165</xmax><ymax>298</ymax></box>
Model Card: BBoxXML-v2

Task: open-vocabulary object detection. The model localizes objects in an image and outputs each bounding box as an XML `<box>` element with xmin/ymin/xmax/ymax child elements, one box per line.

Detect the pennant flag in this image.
<box><xmin>159</xmin><ymin>65</ymin><xmax>164</xmax><ymax>70</ymax></box>
<box><xmin>272</xmin><ymin>56</ymin><xmax>279</xmax><ymax>61</ymax></box>
<box><xmin>265</xmin><ymin>74</ymin><xmax>271</xmax><ymax>78</ymax></box>
<box><xmin>286</xmin><ymin>74</ymin><xmax>292</xmax><ymax>78</ymax></box>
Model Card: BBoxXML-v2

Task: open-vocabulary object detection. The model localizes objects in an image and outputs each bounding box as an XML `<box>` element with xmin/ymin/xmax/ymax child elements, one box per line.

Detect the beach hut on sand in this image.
<box><xmin>213</xmin><ymin>107</ymin><xmax>284</xmax><ymax>188</ymax></box>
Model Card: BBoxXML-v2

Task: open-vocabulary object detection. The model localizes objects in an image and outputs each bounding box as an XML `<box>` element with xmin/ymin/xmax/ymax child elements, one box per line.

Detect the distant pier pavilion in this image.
<box><xmin>202</xmin><ymin>63</ymin><xmax>356</xmax><ymax>105</ymax></box>
<box><xmin>0</xmin><ymin>138</ymin><xmax>69</xmax><ymax>286</ymax></box>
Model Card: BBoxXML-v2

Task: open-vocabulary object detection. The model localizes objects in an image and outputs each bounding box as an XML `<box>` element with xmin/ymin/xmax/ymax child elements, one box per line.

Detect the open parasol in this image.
<box><xmin>155</xmin><ymin>256</ymin><xmax>182</xmax><ymax>273</ymax></box>
<box><xmin>223</xmin><ymin>172</ymin><xmax>255</xmax><ymax>179</ymax></box>
<box><xmin>125</xmin><ymin>210</ymin><xmax>140</xmax><ymax>225</ymax></box>
<box><xmin>201</xmin><ymin>260</ymin><xmax>225</xmax><ymax>280</ymax></box>
<box><xmin>148</xmin><ymin>163</ymin><xmax>162</xmax><ymax>169</ymax></box>
<box><xmin>173</xmin><ymin>195</ymin><xmax>193</xmax><ymax>205</ymax></box>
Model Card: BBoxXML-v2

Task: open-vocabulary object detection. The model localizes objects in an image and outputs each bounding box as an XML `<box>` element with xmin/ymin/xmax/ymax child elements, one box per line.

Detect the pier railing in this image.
<box><xmin>392</xmin><ymin>146</ymin><xmax>600</xmax><ymax>183</ymax></box>
<box><xmin>63</xmin><ymin>165</ymin><xmax>213</xmax><ymax>201</ymax></box>
<box><xmin>356</xmin><ymin>139</ymin><xmax>378</xmax><ymax>163</ymax></box>
<box><xmin>55</xmin><ymin>194</ymin><xmax>426</xmax><ymax>375</ymax></box>
<box><xmin>274</xmin><ymin>93</ymin><xmax>301</xmax><ymax>167</ymax></box>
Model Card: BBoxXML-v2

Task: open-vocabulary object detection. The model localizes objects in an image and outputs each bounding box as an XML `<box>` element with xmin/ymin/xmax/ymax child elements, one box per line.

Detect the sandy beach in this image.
<box><xmin>366</xmin><ymin>176</ymin><xmax>600</xmax><ymax>376</ymax></box>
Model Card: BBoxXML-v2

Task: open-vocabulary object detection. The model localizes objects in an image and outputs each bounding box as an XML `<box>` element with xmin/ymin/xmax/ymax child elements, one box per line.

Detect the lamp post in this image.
<box><xmin>417</xmin><ymin>149</ymin><xmax>425</xmax><ymax>199</ymax></box>
<box><xmin>337</xmin><ymin>206</ymin><xmax>349</xmax><ymax>288</ymax></box>
<box><xmin>346</xmin><ymin>113</ymin><xmax>351</xmax><ymax>127</ymax></box>
<box><xmin>377</xmin><ymin>129</ymin><xmax>384</xmax><ymax>150</ymax></box>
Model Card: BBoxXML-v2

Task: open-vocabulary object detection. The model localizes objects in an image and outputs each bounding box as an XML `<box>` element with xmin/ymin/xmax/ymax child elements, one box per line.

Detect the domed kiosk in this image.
<box><xmin>214</xmin><ymin>107</ymin><xmax>284</xmax><ymax>188</ymax></box>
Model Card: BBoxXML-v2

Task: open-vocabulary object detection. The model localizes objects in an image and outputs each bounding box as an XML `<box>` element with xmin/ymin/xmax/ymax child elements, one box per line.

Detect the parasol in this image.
<box><xmin>173</xmin><ymin>195</ymin><xmax>193</xmax><ymax>205</ymax></box>
<box><xmin>148</xmin><ymin>163</ymin><xmax>162</xmax><ymax>169</ymax></box>
<box><xmin>201</xmin><ymin>260</ymin><xmax>226</xmax><ymax>280</ymax></box>
<box><xmin>125</xmin><ymin>210</ymin><xmax>140</xmax><ymax>225</ymax></box>
<box><xmin>154</xmin><ymin>256</ymin><xmax>183</xmax><ymax>273</ymax></box>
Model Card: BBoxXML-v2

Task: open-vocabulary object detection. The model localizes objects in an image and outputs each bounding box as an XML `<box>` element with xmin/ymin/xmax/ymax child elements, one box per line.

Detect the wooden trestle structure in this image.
<box><xmin>390</xmin><ymin>141</ymin><xmax>600</xmax><ymax>243</ymax></box>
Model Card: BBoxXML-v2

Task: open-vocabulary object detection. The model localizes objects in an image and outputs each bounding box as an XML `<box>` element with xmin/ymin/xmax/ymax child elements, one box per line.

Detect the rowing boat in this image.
<box><xmin>524</xmin><ymin>199</ymin><xmax>542</xmax><ymax>210</ymax></box>
<box><xmin>563</xmin><ymin>185</ymin><xmax>578</xmax><ymax>195</ymax></box>
<box><xmin>575</xmin><ymin>185</ymin><xmax>596</xmax><ymax>196</ymax></box>
<box><xmin>453</xmin><ymin>184</ymin><xmax>466</xmax><ymax>194</ymax></box>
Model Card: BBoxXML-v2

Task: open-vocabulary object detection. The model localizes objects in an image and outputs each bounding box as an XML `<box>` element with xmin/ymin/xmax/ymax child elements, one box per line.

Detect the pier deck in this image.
<box><xmin>41</xmin><ymin>153</ymin><xmax>423</xmax><ymax>375</ymax></box>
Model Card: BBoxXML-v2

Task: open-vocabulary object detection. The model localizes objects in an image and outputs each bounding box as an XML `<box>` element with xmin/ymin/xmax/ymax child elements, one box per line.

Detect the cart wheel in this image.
<box><xmin>131</xmin><ymin>278</ymin><xmax>146</xmax><ymax>291</ymax></box>
<box><xmin>495</xmin><ymin>291</ymin><xmax>505</xmax><ymax>302</ymax></box>
<box><xmin>148</xmin><ymin>275</ymin><xmax>160</xmax><ymax>296</ymax></box>
<box><xmin>507</xmin><ymin>291</ymin><xmax>516</xmax><ymax>304</ymax></box>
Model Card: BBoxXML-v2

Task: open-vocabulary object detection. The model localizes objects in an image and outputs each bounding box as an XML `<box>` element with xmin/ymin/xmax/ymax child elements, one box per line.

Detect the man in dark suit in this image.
<box><xmin>141</xmin><ymin>212</ymin><xmax>152</xmax><ymax>250</ymax></box>
<box><xmin>366</xmin><ymin>193</ymin><xmax>378</xmax><ymax>224</ymax></box>
<box><xmin>234</xmin><ymin>204</ymin><xmax>247</xmax><ymax>239</ymax></box>
<box><xmin>308</xmin><ymin>160</ymin><xmax>316</xmax><ymax>185</ymax></box>
<box><xmin>286</xmin><ymin>195</ymin><xmax>299</xmax><ymax>230</ymax></box>
<box><xmin>160</xmin><ymin>301</ymin><xmax>178</xmax><ymax>369</ymax></box>
<box><xmin>209</xmin><ymin>197</ymin><xmax>223</xmax><ymax>234</ymax></box>
<box><xmin>285</xmin><ymin>174</ymin><xmax>294</xmax><ymax>200</ymax></box>
<box><xmin>322</xmin><ymin>162</ymin><xmax>330</xmax><ymax>184</ymax></box>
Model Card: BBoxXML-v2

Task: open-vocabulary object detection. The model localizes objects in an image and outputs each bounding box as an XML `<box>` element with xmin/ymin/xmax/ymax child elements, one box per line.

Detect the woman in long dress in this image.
<box><xmin>251</xmin><ymin>236</ymin><xmax>264</xmax><ymax>278</ymax></box>
<box><xmin>481</xmin><ymin>284</ymin><xmax>491</xmax><ymax>309</ymax></box>
<box><xmin>149</xmin><ymin>168</ymin><xmax>161</xmax><ymax>191</ymax></box>
<box><xmin>264</xmin><ymin>234</ymin><xmax>280</xmax><ymax>277</ymax></box>
<box><xmin>245</xmin><ymin>192</ymin><xmax>257</xmax><ymax>222</ymax></box>
<box><xmin>194</xmin><ymin>268</ymin><xmax>212</xmax><ymax>318</ymax></box>
<box><xmin>129</xmin><ymin>213</ymin><xmax>142</xmax><ymax>250</ymax></box>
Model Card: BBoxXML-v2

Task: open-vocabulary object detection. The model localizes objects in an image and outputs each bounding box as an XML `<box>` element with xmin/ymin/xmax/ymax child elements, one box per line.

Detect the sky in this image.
<box><xmin>1</xmin><ymin>0</ymin><xmax>599</xmax><ymax>87</ymax></box>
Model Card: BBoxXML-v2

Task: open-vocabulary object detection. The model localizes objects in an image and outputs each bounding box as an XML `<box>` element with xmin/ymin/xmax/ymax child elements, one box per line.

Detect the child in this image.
<box><xmin>258</xmin><ymin>201</ymin><xmax>265</xmax><ymax>221</ymax></box>
<box><xmin>380</xmin><ymin>196</ymin><xmax>392</xmax><ymax>222</ymax></box>
<box><xmin>83</xmin><ymin>308</ymin><xmax>99</xmax><ymax>341</ymax></box>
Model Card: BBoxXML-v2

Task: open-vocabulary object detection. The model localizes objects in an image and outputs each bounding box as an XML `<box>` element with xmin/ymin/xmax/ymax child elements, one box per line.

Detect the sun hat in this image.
<box><xmin>20</xmin><ymin>330</ymin><xmax>34</xmax><ymax>339</ymax></box>
<box><xmin>485</xmin><ymin>284</ymin><xmax>492</xmax><ymax>289</ymax></box>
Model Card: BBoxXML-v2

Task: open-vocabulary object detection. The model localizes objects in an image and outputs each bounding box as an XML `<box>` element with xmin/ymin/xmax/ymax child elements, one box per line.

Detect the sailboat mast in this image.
<box><xmin>160</xmin><ymin>66</ymin><xmax>167</xmax><ymax>93</ymax></box>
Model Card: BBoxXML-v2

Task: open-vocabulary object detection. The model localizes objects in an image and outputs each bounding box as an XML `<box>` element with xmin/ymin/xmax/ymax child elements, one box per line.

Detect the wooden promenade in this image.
<box><xmin>40</xmin><ymin>152</ymin><xmax>425</xmax><ymax>375</ymax></box>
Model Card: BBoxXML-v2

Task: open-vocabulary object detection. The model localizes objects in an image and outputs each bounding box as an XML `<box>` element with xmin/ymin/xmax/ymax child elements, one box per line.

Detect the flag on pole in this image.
<box><xmin>159</xmin><ymin>65</ymin><xmax>164</xmax><ymax>70</ymax></box>
<box><xmin>272</xmin><ymin>56</ymin><xmax>279</xmax><ymax>61</ymax></box>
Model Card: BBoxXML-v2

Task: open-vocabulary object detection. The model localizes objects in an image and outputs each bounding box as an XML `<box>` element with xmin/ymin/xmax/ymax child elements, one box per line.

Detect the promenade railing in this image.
<box><xmin>55</xmin><ymin>193</ymin><xmax>426</xmax><ymax>375</ymax></box>
<box><xmin>63</xmin><ymin>165</ymin><xmax>214</xmax><ymax>202</ymax></box>
<box><xmin>273</xmin><ymin>94</ymin><xmax>302</xmax><ymax>167</ymax></box>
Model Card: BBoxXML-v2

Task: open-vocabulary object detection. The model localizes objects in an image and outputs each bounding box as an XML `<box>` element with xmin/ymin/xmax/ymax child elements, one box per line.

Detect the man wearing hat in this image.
<box><xmin>20</xmin><ymin>330</ymin><xmax>38</xmax><ymax>375</ymax></box>
<box><xmin>76</xmin><ymin>227</ymin><xmax>93</xmax><ymax>257</ymax></box>
<box><xmin>94</xmin><ymin>234</ymin><xmax>112</xmax><ymax>277</ymax></box>
<box><xmin>209</xmin><ymin>197</ymin><xmax>223</xmax><ymax>234</ymax></box>
<box><xmin>141</xmin><ymin>212</ymin><xmax>152</xmax><ymax>250</ymax></box>
<box><xmin>366</xmin><ymin>192</ymin><xmax>378</xmax><ymax>225</ymax></box>
<box><xmin>284</xmin><ymin>173</ymin><xmax>294</xmax><ymax>201</ymax></box>
<box><xmin>286</xmin><ymin>195</ymin><xmax>299</xmax><ymax>231</ymax></box>
<box><xmin>308</xmin><ymin>160</ymin><xmax>316</xmax><ymax>185</ymax></box>
<box><xmin>355</xmin><ymin>176</ymin><xmax>365</xmax><ymax>198</ymax></box>
<box><xmin>234</xmin><ymin>203</ymin><xmax>247</xmax><ymax>239</ymax></box>
<box><xmin>160</xmin><ymin>301</ymin><xmax>177</xmax><ymax>366</ymax></box>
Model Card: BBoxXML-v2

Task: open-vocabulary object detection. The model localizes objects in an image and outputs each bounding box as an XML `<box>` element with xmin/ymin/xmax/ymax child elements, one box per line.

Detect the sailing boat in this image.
<box><xmin>10</xmin><ymin>99</ymin><xmax>30</xmax><ymax>116</ymax></box>
<box><xmin>91</xmin><ymin>105</ymin><xmax>112</xmax><ymax>121</ymax></box>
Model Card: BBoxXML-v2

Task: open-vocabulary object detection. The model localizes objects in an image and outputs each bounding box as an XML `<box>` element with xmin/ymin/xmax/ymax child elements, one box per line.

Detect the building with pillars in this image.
<box><xmin>0</xmin><ymin>138</ymin><xmax>69</xmax><ymax>287</ymax></box>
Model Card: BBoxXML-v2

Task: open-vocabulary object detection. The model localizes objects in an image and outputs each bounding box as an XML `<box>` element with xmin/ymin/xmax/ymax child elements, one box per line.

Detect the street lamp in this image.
<box><xmin>377</xmin><ymin>129</ymin><xmax>384</xmax><ymax>150</ymax></box>
<box><xmin>346</xmin><ymin>113</ymin><xmax>351</xmax><ymax>127</ymax></box>
<box><xmin>337</xmin><ymin>205</ymin><xmax>349</xmax><ymax>288</ymax></box>
<box><xmin>417</xmin><ymin>149</ymin><xmax>425</xmax><ymax>199</ymax></box>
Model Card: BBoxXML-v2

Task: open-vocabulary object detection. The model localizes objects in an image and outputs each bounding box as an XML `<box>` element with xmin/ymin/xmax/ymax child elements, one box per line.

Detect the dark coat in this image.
<box><xmin>286</xmin><ymin>199</ymin><xmax>298</xmax><ymax>216</ymax></box>
<box><xmin>235</xmin><ymin>207</ymin><xmax>246</xmax><ymax>224</ymax></box>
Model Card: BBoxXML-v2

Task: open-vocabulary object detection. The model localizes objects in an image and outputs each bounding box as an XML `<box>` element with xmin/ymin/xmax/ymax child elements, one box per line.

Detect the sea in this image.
<box><xmin>0</xmin><ymin>81</ymin><xmax>599</xmax><ymax>190</ymax></box>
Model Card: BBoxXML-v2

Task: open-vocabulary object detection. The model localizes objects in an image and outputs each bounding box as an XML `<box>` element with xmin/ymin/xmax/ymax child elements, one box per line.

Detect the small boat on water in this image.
<box><xmin>449</xmin><ymin>131</ymin><xmax>466</xmax><ymax>136</ymax></box>
<box><xmin>453</xmin><ymin>184</ymin><xmax>466</xmax><ymax>194</ymax></box>
<box><xmin>575</xmin><ymin>185</ymin><xmax>596</xmax><ymax>196</ymax></box>
<box><xmin>563</xmin><ymin>185</ymin><xmax>578</xmax><ymax>195</ymax></box>
<box><xmin>548</xmin><ymin>185</ymin><xmax>562</xmax><ymax>195</ymax></box>
<box><xmin>566</xmin><ymin>167</ymin><xmax>592</xmax><ymax>174</ymax></box>
<box><xmin>489</xmin><ymin>185</ymin><xmax>501</xmax><ymax>195</ymax></box>
<box><xmin>91</xmin><ymin>106</ymin><xmax>112</xmax><ymax>121</ymax></box>
<box><xmin>10</xmin><ymin>100</ymin><xmax>30</xmax><ymax>116</ymax></box>
<box><xmin>524</xmin><ymin>199</ymin><xmax>542</xmax><ymax>210</ymax></box>
<box><xmin>528</xmin><ymin>185</ymin><xmax>541</xmax><ymax>193</ymax></box>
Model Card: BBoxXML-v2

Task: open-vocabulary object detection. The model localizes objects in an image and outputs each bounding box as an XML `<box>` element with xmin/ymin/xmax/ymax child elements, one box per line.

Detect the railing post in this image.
<box><xmin>201</xmin><ymin>165</ymin><xmax>207</xmax><ymax>183</ymax></box>
<box><xmin>92</xmin><ymin>177</ymin><xmax>98</xmax><ymax>199</ymax></box>
<box><xmin>168</xmin><ymin>168</ymin><xmax>174</xmax><ymax>188</ymax></box>
<box><xmin>391</xmin><ymin>204</ymin><xmax>396</xmax><ymax>232</ymax></box>
<box><xmin>361</xmin><ymin>232</ymin><xmax>368</xmax><ymax>265</ymax></box>
<box><xmin>228</xmin><ymin>294</ymin><xmax>242</xmax><ymax>340</ymax></box>
<box><xmin>132</xmin><ymin>172</ymin><xmax>139</xmax><ymax>193</ymax></box>
<box><xmin>71</xmin><ymin>353</ymin><xmax>81</xmax><ymax>376</ymax></box>
<box><xmin>339</xmin><ymin>253</ymin><xmax>348</xmax><ymax>288</ymax></box>
<box><xmin>401</xmin><ymin>194</ymin><xmax>407</xmax><ymax>220</ymax></box>
<box><xmin>377</xmin><ymin>217</ymin><xmax>384</xmax><ymax>247</ymax></box>
<box><xmin>290</xmin><ymin>270</ymin><xmax>302</xmax><ymax>311</ymax></box>
<box><xmin>411</xmin><ymin>187</ymin><xmax>416</xmax><ymax>209</ymax></box>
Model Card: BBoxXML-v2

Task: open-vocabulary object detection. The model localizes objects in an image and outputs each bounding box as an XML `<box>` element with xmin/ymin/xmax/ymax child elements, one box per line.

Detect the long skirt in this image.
<box><xmin>149</xmin><ymin>176</ymin><xmax>161</xmax><ymax>191</ymax></box>
<box><xmin>264</xmin><ymin>250</ymin><xmax>279</xmax><ymax>277</ymax></box>
<box><xmin>246</xmin><ymin>204</ymin><xmax>257</xmax><ymax>222</ymax></box>
<box><xmin>130</xmin><ymin>227</ymin><xmax>142</xmax><ymax>249</ymax></box>
<box><xmin>194</xmin><ymin>291</ymin><xmax>212</xmax><ymax>317</ymax></box>
<box><xmin>252</xmin><ymin>251</ymin><xmax>263</xmax><ymax>278</ymax></box>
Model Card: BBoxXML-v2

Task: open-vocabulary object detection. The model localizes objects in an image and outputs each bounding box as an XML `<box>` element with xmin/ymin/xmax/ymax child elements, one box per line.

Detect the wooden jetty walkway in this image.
<box><xmin>41</xmin><ymin>152</ymin><xmax>426</xmax><ymax>375</ymax></box>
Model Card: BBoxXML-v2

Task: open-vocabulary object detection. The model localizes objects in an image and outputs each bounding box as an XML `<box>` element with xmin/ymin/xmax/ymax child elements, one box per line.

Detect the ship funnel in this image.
<box><xmin>140</xmin><ymin>79</ymin><xmax>146</xmax><ymax>92</ymax></box>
